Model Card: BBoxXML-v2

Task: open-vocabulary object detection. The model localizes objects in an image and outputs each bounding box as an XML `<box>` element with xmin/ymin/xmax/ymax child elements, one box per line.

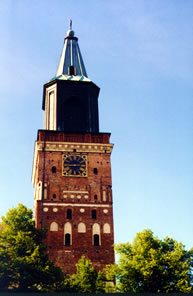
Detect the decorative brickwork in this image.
<box><xmin>32</xmin><ymin>130</ymin><xmax>115</xmax><ymax>274</ymax></box>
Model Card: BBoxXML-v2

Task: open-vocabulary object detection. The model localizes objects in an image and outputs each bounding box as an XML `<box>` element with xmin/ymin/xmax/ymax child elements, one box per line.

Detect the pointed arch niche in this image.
<box><xmin>92</xmin><ymin>223</ymin><xmax>100</xmax><ymax>246</ymax></box>
<box><xmin>64</xmin><ymin>222</ymin><xmax>72</xmax><ymax>246</ymax></box>
<box><xmin>78</xmin><ymin>222</ymin><xmax>86</xmax><ymax>233</ymax></box>
<box><xmin>50</xmin><ymin>222</ymin><xmax>58</xmax><ymax>232</ymax></box>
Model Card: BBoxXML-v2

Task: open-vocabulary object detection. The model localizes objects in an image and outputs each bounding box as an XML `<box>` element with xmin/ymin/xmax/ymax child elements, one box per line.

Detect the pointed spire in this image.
<box><xmin>56</xmin><ymin>22</ymin><xmax>88</xmax><ymax>78</ymax></box>
<box><xmin>69</xmin><ymin>19</ymin><xmax>72</xmax><ymax>30</ymax></box>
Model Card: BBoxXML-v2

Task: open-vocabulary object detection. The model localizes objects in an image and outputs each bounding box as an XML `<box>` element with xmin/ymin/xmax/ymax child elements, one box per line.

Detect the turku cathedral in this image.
<box><xmin>32</xmin><ymin>24</ymin><xmax>115</xmax><ymax>275</ymax></box>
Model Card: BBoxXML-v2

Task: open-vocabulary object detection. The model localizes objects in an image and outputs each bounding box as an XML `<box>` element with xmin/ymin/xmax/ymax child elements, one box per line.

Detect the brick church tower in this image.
<box><xmin>32</xmin><ymin>25</ymin><xmax>115</xmax><ymax>274</ymax></box>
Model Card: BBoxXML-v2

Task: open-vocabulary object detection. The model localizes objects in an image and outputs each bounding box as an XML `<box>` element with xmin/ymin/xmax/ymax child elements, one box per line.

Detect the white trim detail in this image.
<box><xmin>103</xmin><ymin>223</ymin><xmax>111</xmax><ymax>234</ymax></box>
<box><xmin>42</xmin><ymin>203</ymin><xmax>111</xmax><ymax>208</ymax></box>
<box><xmin>50</xmin><ymin>222</ymin><xmax>58</xmax><ymax>231</ymax></box>
<box><xmin>63</xmin><ymin>190</ymin><xmax>88</xmax><ymax>194</ymax></box>
<box><xmin>35</xmin><ymin>141</ymin><xmax>113</xmax><ymax>154</ymax></box>
<box><xmin>78</xmin><ymin>222</ymin><xmax>86</xmax><ymax>233</ymax></box>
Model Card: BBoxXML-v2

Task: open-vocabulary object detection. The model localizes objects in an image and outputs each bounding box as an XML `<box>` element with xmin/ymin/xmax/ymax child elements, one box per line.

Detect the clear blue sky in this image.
<box><xmin>0</xmin><ymin>0</ymin><xmax>192</xmax><ymax>250</ymax></box>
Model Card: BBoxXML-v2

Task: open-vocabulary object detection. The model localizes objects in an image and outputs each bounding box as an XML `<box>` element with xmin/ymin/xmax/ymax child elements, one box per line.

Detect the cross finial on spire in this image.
<box><xmin>70</xmin><ymin>20</ymin><xmax>72</xmax><ymax>30</ymax></box>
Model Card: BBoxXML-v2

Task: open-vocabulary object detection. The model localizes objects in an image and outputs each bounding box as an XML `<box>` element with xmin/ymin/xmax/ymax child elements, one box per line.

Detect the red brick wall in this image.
<box><xmin>37</xmin><ymin>130</ymin><xmax>111</xmax><ymax>144</ymax></box>
<box><xmin>34</xmin><ymin>132</ymin><xmax>115</xmax><ymax>274</ymax></box>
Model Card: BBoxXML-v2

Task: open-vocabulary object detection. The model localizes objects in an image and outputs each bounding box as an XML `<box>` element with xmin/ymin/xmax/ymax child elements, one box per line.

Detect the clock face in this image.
<box><xmin>62</xmin><ymin>154</ymin><xmax>87</xmax><ymax>177</ymax></box>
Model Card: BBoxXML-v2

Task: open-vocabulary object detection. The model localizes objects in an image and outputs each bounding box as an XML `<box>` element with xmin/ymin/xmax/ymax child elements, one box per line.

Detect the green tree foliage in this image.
<box><xmin>113</xmin><ymin>229</ymin><xmax>193</xmax><ymax>293</ymax></box>
<box><xmin>68</xmin><ymin>256</ymin><xmax>106</xmax><ymax>293</ymax></box>
<box><xmin>0</xmin><ymin>204</ymin><xmax>63</xmax><ymax>291</ymax></box>
<box><xmin>103</xmin><ymin>264</ymin><xmax>116</xmax><ymax>293</ymax></box>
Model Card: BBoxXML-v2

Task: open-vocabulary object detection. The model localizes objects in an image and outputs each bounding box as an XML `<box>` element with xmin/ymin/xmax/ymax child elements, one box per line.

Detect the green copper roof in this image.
<box><xmin>56</xmin><ymin>27</ymin><xmax>88</xmax><ymax>78</ymax></box>
<box><xmin>47</xmin><ymin>74</ymin><xmax>91</xmax><ymax>83</ymax></box>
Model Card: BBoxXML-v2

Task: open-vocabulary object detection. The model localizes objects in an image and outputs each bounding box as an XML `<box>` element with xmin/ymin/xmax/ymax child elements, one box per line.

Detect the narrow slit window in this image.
<box><xmin>94</xmin><ymin>234</ymin><xmax>99</xmax><ymax>246</ymax></box>
<box><xmin>92</xmin><ymin>210</ymin><xmax>97</xmax><ymax>219</ymax></box>
<box><xmin>65</xmin><ymin>233</ymin><xmax>71</xmax><ymax>246</ymax></box>
<box><xmin>67</xmin><ymin>209</ymin><xmax>72</xmax><ymax>219</ymax></box>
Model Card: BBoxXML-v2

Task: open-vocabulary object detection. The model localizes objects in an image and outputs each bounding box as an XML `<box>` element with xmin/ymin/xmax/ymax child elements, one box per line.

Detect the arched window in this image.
<box><xmin>92</xmin><ymin>209</ymin><xmax>96</xmax><ymax>219</ymax></box>
<box><xmin>94</xmin><ymin>234</ymin><xmax>99</xmax><ymax>246</ymax></box>
<box><xmin>78</xmin><ymin>222</ymin><xmax>86</xmax><ymax>233</ymax></box>
<box><xmin>65</xmin><ymin>233</ymin><xmax>71</xmax><ymax>246</ymax></box>
<box><xmin>52</xmin><ymin>166</ymin><xmax>56</xmax><ymax>173</ymax></box>
<box><xmin>92</xmin><ymin>223</ymin><xmax>100</xmax><ymax>246</ymax></box>
<box><xmin>64</xmin><ymin>222</ymin><xmax>72</xmax><ymax>246</ymax></box>
<box><xmin>50</xmin><ymin>222</ymin><xmax>58</xmax><ymax>231</ymax></box>
<box><xmin>103</xmin><ymin>223</ymin><xmax>111</xmax><ymax>234</ymax></box>
<box><xmin>67</xmin><ymin>209</ymin><xmax>72</xmax><ymax>219</ymax></box>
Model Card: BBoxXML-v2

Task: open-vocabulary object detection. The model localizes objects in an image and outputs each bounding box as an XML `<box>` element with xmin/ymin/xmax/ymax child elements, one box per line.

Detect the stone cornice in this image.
<box><xmin>36</xmin><ymin>141</ymin><xmax>113</xmax><ymax>153</ymax></box>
